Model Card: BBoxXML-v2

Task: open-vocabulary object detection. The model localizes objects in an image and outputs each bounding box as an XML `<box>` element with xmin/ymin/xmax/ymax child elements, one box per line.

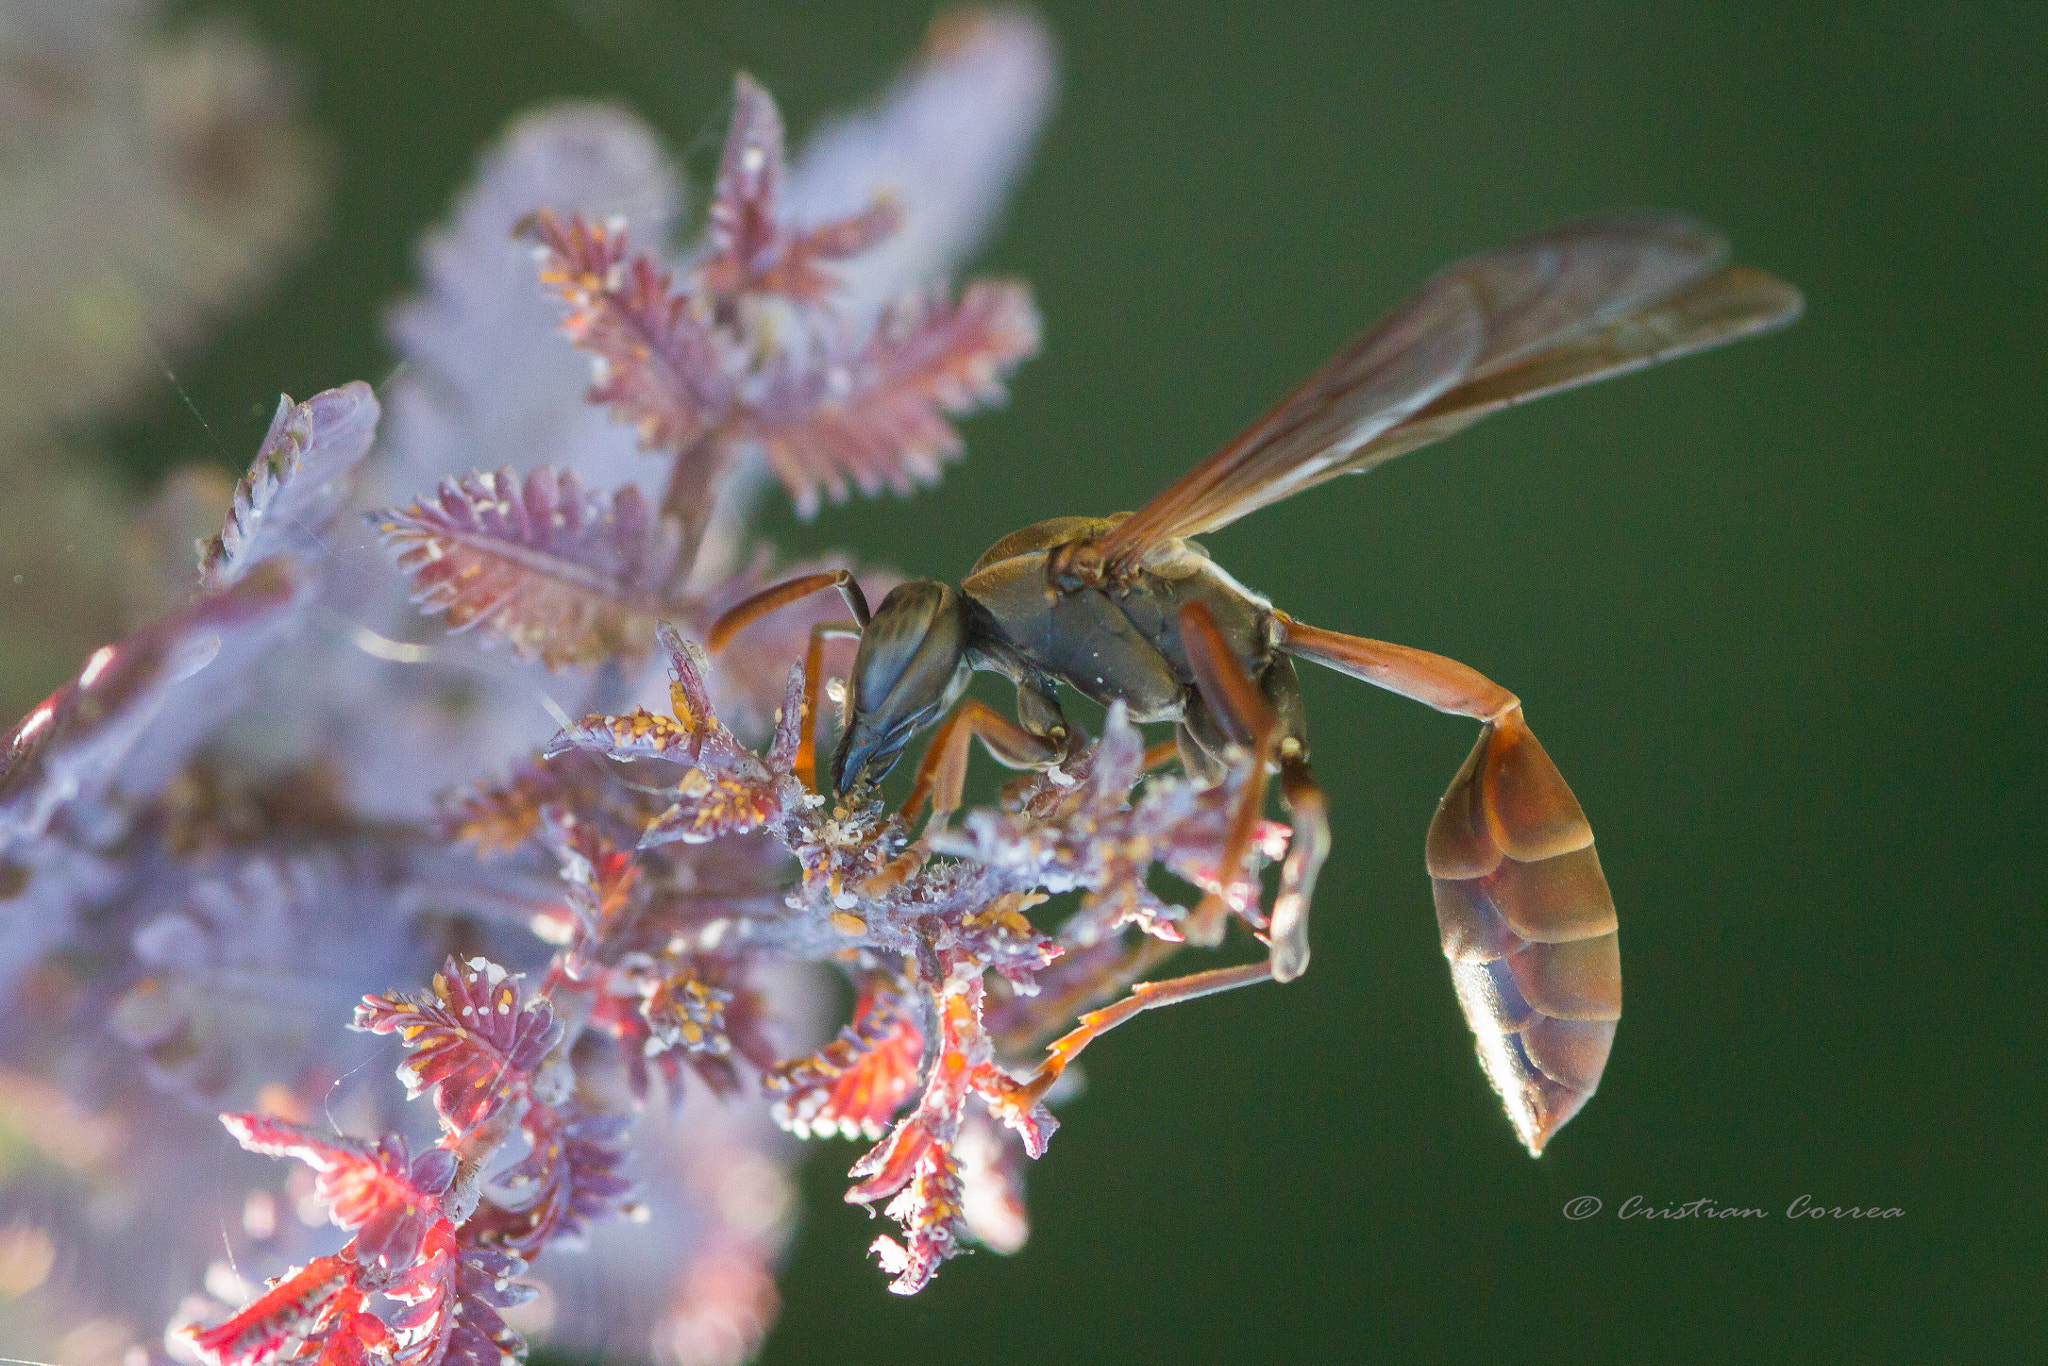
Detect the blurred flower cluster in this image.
<box><xmin>0</xmin><ymin>0</ymin><xmax>325</xmax><ymax>721</ymax></box>
<box><xmin>1</xmin><ymin>10</ymin><xmax>1291</xmax><ymax>1365</ymax></box>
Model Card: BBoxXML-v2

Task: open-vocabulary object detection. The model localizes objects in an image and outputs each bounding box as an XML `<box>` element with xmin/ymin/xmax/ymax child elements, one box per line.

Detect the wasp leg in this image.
<box><xmin>1270</xmin><ymin>752</ymin><xmax>1330</xmax><ymax>981</ymax></box>
<box><xmin>901</xmin><ymin>698</ymin><xmax>1065</xmax><ymax>830</ymax></box>
<box><xmin>1253</xmin><ymin>655</ymin><xmax>1329</xmax><ymax>980</ymax></box>
<box><xmin>1179</xmin><ymin>601</ymin><xmax>1313</xmax><ymax>973</ymax></box>
<box><xmin>856</xmin><ymin>697</ymin><xmax>1066</xmax><ymax>898</ymax></box>
<box><xmin>1174</xmin><ymin>691</ymin><xmax>1231</xmax><ymax>788</ymax></box>
<box><xmin>796</xmin><ymin>622</ymin><xmax>863</xmax><ymax>793</ymax></box>
<box><xmin>991</xmin><ymin>937</ymin><xmax>1185</xmax><ymax>1058</ymax></box>
<box><xmin>707</xmin><ymin>568</ymin><xmax>871</xmax><ymax>652</ymax></box>
<box><xmin>774</xmin><ymin>618</ymin><xmax>864</xmax><ymax>790</ymax></box>
<box><xmin>794</xmin><ymin>621</ymin><xmax>864</xmax><ymax>792</ymax></box>
<box><xmin>1012</xmin><ymin>960</ymin><xmax>1274</xmax><ymax>1106</ymax></box>
<box><xmin>1278</xmin><ymin>618</ymin><xmax>1619</xmax><ymax>1156</ymax></box>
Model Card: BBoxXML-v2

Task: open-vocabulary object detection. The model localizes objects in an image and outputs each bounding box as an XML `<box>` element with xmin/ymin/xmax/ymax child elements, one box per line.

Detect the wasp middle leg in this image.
<box><xmin>901</xmin><ymin>697</ymin><xmax>1067</xmax><ymax>830</ymax></box>
<box><xmin>857</xmin><ymin>690</ymin><xmax>1067</xmax><ymax>897</ymax></box>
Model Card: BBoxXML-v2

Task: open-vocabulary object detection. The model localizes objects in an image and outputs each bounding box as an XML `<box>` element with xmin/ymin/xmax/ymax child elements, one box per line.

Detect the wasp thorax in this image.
<box><xmin>1046</xmin><ymin>538</ymin><xmax>1109</xmax><ymax>591</ymax></box>
<box><xmin>830</xmin><ymin>580</ymin><xmax>973</xmax><ymax>795</ymax></box>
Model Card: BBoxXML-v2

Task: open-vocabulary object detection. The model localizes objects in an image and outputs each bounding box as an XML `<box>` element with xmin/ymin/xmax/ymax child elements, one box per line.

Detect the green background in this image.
<box><xmin>79</xmin><ymin>0</ymin><xmax>2048</xmax><ymax>1360</ymax></box>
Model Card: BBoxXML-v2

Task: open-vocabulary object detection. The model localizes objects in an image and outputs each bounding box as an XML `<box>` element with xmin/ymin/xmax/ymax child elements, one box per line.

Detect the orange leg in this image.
<box><xmin>1269</xmin><ymin>754</ymin><xmax>1330</xmax><ymax>981</ymax></box>
<box><xmin>1277</xmin><ymin>615</ymin><xmax>1620</xmax><ymax>1156</ymax></box>
<box><xmin>1014</xmin><ymin>960</ymin><xmax>1274</xmax><ymax>1105</ymax></box>
<box><xmin>990</xmin><ymin>936</ymin><xmax>1185</xmax><ymax>1057</ymax></box>
<box><xmin>707</xmin><ymin>569</ymin><xmax>870</xmax><ymax>653</ymax></box>
<box><xmin>794</xmin><ymin>621</ymin><xmax>862</xmax><ymax>793</ymax></box>
<box><xmin>1176</xmin><ymin>606</ymin><xmax>1337</xmax><ymax>981</ymax></box>
<box><xmin>856</xmin><ymin>698</ymin><xmax>1065</xmax><ymax>897</ymax></box>
<box><xmin>901</xmin><ymin>698</ymin><xmax>1065</xmax><ymax>830</ymax></box>
<box><xmin>1003</xmin><ymin>616</ymin><xmax>1321</xmax><ymax>1098</ymax></box>
<box><xmin>1176</xmin><ymin>602</ymin><xmax>1294</xmax><ymax>957</ymax></box>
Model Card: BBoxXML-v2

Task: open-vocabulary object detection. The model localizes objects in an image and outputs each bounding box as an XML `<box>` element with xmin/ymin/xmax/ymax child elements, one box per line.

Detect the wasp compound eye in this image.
<box><xmin>830</xmin><ymin>581</ymin><xmax>972</xmax><ymax>794</ymax></box>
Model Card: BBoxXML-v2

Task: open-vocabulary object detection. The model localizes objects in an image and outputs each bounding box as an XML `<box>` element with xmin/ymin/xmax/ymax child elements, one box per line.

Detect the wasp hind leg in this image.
<box><xmin>1278</xmin><ymin>618</ymin><xmax>1620</xmax><ymax>1156</ymax></box>
<box><xmin>1177</xmin><ymin>604</ymin><xmax>1331</xmax><ymax>982</ymax></box>
<box><xmin>1008</xmin><ymin>959</ymin><xmax>1276</xmax><ymax>1108</ymax></box>
<box><xmin>1001</xmin><ymin>614</ymin><xmax>1325</xmax><ymax>1107</ymax></box>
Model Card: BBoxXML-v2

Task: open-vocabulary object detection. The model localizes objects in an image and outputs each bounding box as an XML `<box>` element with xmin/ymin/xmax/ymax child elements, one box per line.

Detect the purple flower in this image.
<box><xmin>0</xmin><ymin>10</ymin><xmax>1325</xmax><ymax>1362</ymax></box>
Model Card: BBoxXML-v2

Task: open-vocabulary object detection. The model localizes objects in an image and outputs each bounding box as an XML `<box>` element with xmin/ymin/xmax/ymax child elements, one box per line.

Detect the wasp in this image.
<box><xmin>710</xmin><ymin>213</ymin><xmax>1801</xmax><ymax>1154</ymax></box>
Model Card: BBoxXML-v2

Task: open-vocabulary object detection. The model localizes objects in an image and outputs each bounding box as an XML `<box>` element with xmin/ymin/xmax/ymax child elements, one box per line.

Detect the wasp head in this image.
<box><xmin>830</xmin><ymin>580</ymin><xmax>973</xmax><ymax>796</ymax></box>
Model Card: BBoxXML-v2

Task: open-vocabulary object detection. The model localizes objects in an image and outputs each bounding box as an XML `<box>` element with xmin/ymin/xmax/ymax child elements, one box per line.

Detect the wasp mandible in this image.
<box><xmin>709</xmin><ymin>213</ymin><xmax>1801</xmax><ymax>1154</ymax></box>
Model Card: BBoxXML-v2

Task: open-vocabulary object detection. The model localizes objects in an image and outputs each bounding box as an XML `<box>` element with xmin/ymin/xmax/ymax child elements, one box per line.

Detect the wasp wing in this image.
<box><xmin>1095</xmin><ymin>214</ymin><xmax>1802</xmax><ymax>572</ymax></box>
<box><xmin>1292</xmin><ymin>262</ymin><xmax>1806</xmax><ymax>487</ymax></box>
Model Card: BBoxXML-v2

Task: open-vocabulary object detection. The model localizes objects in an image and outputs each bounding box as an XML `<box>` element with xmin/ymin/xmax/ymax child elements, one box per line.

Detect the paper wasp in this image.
<box><xmin>710</xmin><ymin>213</ymin><xmax>1801</xmax><ymax>1153</ymax></box>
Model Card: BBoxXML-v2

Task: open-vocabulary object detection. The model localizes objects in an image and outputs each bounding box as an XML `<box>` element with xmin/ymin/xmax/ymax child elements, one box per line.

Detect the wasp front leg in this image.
<box><xmin>793</xmin><ymin>621</ymin><xmax>865</xmax><ymax>793</ymax></box>
<box><xmin>703</xmin><ymin>569</ymin><xmax>869</xmax><ymax>791</ymax></box>
<box><xmin>1279</xmin><ymin>618</ymin><xmax>1619</xmax><ymax>1155</ymax></box>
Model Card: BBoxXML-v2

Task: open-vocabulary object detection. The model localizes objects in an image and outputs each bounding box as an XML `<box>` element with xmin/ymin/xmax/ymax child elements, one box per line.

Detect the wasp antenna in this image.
<box><xmin>707</xmin><ymin>570</ymin><xmax>869</xmax><ymax>651</ymax></box>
